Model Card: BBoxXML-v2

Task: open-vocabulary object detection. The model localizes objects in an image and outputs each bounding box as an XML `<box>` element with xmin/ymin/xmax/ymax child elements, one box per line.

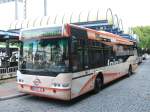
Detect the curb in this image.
<box><xmin>0</xmin><ymin>93</ymin><xmax>28</xmax><ymax>101</ymax></box>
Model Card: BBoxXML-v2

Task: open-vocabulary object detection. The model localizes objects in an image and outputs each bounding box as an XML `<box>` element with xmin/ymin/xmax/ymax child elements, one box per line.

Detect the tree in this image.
<box><xmin>132</xmin><ymin>26</ymin><xmax>150</xmax><ymax>53</ymax></box>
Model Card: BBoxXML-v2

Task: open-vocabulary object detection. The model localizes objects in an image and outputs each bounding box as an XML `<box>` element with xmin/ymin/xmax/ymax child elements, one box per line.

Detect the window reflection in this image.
<box><xmin>20</xmin><ymin>38</ymin><xmax>69</xmax><ymax>74</ymax></box>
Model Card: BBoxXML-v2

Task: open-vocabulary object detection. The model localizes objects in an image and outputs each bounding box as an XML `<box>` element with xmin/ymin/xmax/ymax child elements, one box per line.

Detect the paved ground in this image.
<box><xmin>0</xmin><ymin>78</ymin><xmax>26</xmax><ymax>101</ymax></box>
<box><xmin>0</xmin><ymin>59</ymin><xmax>150</xmax><ymax>112</ymax></box>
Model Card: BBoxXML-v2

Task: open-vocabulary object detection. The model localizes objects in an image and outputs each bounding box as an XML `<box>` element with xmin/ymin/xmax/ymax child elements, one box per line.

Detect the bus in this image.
<box><xmin>17</xmin><ymin>24</ymin><xmax>138</xmax><ymax>100</ymax></box>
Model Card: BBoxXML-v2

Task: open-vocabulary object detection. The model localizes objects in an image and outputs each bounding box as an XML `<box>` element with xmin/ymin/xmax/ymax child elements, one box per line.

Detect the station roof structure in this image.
<box><xmin>0</xmin><ymin>0</ymin><xmax>23</xmax><ymax>4</ymax></box>
<box><xmin>0</xmin><ymin>30</ymin><xmax>19</xmax><ymax>41</ymax></box>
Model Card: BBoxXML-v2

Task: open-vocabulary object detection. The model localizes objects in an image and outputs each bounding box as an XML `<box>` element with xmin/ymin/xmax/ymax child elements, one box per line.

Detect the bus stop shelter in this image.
<box><xmin>0</xmin><ymin>30</ymin><xmax>19</xmax><ymax>68</ymax></box>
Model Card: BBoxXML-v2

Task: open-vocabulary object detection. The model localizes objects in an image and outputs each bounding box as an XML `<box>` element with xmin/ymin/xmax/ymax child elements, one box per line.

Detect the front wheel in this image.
<box><xmin>93</xmin><ymin>76</ymin><xmax>102</xmax><ymax>93</ymax></box>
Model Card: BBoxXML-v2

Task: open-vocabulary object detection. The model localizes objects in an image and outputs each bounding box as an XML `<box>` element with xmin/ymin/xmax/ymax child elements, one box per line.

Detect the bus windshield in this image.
<box><xmin>19</xmin><ymin>38</ymin><xmax>69</xmax><ymax>76</ymax></box>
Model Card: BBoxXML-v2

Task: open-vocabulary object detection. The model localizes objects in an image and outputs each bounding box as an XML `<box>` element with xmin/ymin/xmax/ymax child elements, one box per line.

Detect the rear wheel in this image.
<box><xmin>93</xmin><ymin>76</ymin><xmax>102</xmax><ymax>93</ymax></box>
<box><xmin>127</xmin><ymin>66</ymin><xmax>132</xmax><ymax>77</ymax></box>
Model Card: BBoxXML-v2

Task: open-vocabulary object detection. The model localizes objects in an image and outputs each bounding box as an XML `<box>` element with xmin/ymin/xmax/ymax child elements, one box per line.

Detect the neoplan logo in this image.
<box><xmin>33</xmin><ymin>78</ymin><xmax>41</xmax><ymax>86</ymax></box>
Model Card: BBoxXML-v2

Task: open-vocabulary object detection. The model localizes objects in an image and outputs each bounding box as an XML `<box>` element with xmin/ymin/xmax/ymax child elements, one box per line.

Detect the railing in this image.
<box><xmin>0</xmin><ymin>68</ymin><xmax>7</xmax><ymax>74</ymax></box>
<box><xmin>8</xmin><ymin>66</ymin><xmax>18</xmax><ymax>73</ymax></box>
<box><xmin>0</xmin><ymin>66</ymin><xmax>18</xmax><ymax>79</ymax></box>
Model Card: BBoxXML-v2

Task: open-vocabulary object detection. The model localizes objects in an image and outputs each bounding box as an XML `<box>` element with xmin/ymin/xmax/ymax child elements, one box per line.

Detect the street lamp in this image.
<box><xmin>40</xmin><ymin>17</ymin><xmax>45</xmax><ymax>26</ymax></box>
<box><xmin>33</xmin><ymin>17</ymin><xmax>39</xmax><ymax>27</ymax></box>
<box><xmin>96</xmin><ymin>9</ymin><xmax>100</xmax><ymax>21</ymax></box>
<box><xmin>119</xmin><ymin>19</ymin><xmax>124</xmax><ymax>31</ymax></box>
<box><xmin>114</xmin><ymin>14</ymin><xmax>119</xmax><ymax>28</ymax></box>
<box><xmin>46</xmin><ymin>16</ymin><xmax>51</xmax><ymax>25</ymax></box>
<box><xmin>26</xmin><ymin>19</ymin><xmax>30</xmax><ymax>28</ymax></box>
<box><xmin>87</xmin><ymin>10</ymin><xmax>91</xmax><ymax>21</ymax></box>
<box><xmin>70</xmin><ymin>12</ymin><xmax>73</xmax><ymax>23</ymax></box>
<box><xmin>78</xmin><ymin>11</ymin><xmax>82</xmax><ymax>22</ymax></box>
<box><xmin>106</xmin><ymin>8</ymin><xmax>114</xmax><ymax>25</ymax></box>
<box><xmin>62</xmin><ymin>14</ymin><xmax>65</xmax><ymax>24</ymax></box>
<box><xmin>9</xmin><ymin>21</ymin><xmax>14</xmax><ymax>29</ymax></box>
<box><xmin>21</xmin><ymin>19</ymin><xmax>25</xmax><ymax>28</ymax></box>
<box><xmin>54</xmin><ymin>14</ymin><xmax>58</xmax><ymax>24</ymax></box>
<box><xmin>14</xmin><ymin>20</ymin><xmax>19</xmax><ymax>29</ymax></box>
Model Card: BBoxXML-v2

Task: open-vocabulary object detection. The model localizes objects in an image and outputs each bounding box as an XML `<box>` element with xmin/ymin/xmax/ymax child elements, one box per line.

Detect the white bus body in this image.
<box><xmin>17</xmin><ymin>24</ymin><xmax>138</xmax><ymax>100</ymax></box>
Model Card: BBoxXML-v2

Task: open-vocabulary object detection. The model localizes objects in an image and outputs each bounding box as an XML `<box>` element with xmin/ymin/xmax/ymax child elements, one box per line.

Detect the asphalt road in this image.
<box><xmin>0</xmin><ymin>59</ymin><xmax>150</xmax><ymax>112</ymax></box>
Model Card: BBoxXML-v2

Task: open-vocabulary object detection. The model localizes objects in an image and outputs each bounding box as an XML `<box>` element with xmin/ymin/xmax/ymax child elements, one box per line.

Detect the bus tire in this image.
<box><xmin>127</xmin><ymin>65</ymin><xmax>132</xmax><ymax>77</ymax></box>
<box><xmin>93</xmin><ymin>76</ymin><xmax>102</xmax><ymax>93</ymax></box>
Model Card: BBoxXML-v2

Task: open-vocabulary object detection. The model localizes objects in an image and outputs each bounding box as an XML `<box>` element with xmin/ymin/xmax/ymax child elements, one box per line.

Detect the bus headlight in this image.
<box><xmin>52</xmin><ymin>82</ymin><xmax>70</xmax><ymax>88</ymax></box>
<box><xmin>52</xmin><ymin>83</ymin><xmax>61</xmax><ymax>87</ymax></box>
<box><xmin>62</xmin><ymin>83</ymin><xmax>70</xmax><ymax>87</ymax></box>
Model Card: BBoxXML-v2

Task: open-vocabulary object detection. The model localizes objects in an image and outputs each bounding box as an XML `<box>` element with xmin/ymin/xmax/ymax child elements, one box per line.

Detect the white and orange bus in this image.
<box><xmin>17</xmin><ymin>24</ymin><xmax>138</xmax><ymax>100</ymax></box>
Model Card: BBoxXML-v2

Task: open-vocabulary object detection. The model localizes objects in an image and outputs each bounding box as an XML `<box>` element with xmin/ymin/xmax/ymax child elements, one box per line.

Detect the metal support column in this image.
<box><xmin>44</xmin><ymin>0</ymin><xmax>47</xmax><ymax>16</ymax></box>
<box><xmin>15</xmin><ymin>0</ymin><xmax>18</xmax><ymax>20</ymax></box>
<box><xmin>24</xmin><ymin>0</ymin><xmax>27</xmax><ymax>19</ymax></box>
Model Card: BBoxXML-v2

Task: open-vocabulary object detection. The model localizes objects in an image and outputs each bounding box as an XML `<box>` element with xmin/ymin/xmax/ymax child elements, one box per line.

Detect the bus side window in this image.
<box><xmin>71</xmin><ymin>36</ymin><xmax>78</xmax><ymax>54</ymax></box>
<box><xmin>88</xmin><ymin>41</ymin><xmax>104</xmax><ymax>68</ymax></box>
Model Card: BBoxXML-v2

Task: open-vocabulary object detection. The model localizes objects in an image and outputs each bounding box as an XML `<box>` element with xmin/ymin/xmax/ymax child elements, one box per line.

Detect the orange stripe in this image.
<box><xmin>103</xmin><ymin>72</ymin><xmax>127</xmax><ymax>84</ymax></box>
<box><xmin>79</xmin><ymin>75</ymin><xmax>96</xmax><ymax>95</ymax></box>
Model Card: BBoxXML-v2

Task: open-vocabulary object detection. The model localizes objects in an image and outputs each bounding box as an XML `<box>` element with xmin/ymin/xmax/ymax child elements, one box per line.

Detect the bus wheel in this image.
<box><xmin>127</xmin><ymin>66</ymin><xmax>132</xmax><ymax>77</ymax></box>
<box><xmin>93</xmin><ymin>76</ymin><xmax>102</xmax><ymax>93</ymax></box>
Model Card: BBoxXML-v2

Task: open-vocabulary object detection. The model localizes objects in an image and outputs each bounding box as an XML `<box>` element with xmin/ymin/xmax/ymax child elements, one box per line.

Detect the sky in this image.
<box><xmin>0</xmin><ymin>0</ymin><xmax>150</xmax><ymax>31</ymax></box>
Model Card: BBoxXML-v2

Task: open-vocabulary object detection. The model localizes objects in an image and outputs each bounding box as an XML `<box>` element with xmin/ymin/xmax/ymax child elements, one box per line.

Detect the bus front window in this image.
<box><xmin>19</xmin><ymin>38</ymin><xmax>69</xmax><ymax>76</ymax></box>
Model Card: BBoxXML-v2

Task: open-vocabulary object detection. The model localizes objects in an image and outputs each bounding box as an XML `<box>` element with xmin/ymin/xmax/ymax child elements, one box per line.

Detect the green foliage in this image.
<box><xmin>132</xmin><ymin>26</ymin><xmax>150</xmax><ymax>49</ymax></box>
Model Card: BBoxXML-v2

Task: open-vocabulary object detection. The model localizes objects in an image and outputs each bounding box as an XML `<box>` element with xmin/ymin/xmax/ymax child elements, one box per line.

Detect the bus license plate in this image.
<box><xmin>31</xmin><ymin>86</ymin><xmax>44</xmax><ymax>92</ymax></box>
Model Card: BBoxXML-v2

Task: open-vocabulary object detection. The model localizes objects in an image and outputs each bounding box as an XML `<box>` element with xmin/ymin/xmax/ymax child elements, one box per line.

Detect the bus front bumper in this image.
<box><xmin>18</xmin><ymin>84</ymin><xmax>71</xmax><ymax>101</ymax></box>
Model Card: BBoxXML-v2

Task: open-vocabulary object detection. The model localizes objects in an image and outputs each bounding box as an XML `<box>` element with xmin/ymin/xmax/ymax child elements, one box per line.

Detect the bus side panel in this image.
<box><xmin>102</xmin><ymin>62</ymin><xmax>129</xmax><ymax>84</ymax></box>
<box><xmin>127</xmin><ymin>55</ymin><xmax>138</xmax><ymax>72</ymax></box>
<box><xmin>71</xmin><ymin>71</ymin><xmax>95</xmax><ymax>99</ymax></box>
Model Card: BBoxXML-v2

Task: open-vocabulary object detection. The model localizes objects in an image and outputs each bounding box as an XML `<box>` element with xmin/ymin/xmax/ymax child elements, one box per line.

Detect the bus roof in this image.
<box><xmin>20</xmin><ymin>23</ymin><xmax>134</xmax><ymax>46</ymax></box>
<box><xmin>69</xmin><ymin>24</ymin><xmax>134</xmax><ymax>46</ymax></box>
<box><xmin>20</xmin><ymin>24</ymin><xmax>62</xmax><ymax>32</ymax></box>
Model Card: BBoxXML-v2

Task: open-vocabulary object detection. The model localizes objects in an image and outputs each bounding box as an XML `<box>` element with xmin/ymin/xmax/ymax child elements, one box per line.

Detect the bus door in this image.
<box><xmin>71</xmin><ymin>38</ymin><xmax>92</xmax><ymax>98</ymax></box>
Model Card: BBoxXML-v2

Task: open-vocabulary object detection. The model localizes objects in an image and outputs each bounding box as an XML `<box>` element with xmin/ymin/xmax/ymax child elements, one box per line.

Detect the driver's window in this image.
<box><xmin>71</xmin><ymin>36</ymin><xmax>84</xmax><ymax>72</ymax></box>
